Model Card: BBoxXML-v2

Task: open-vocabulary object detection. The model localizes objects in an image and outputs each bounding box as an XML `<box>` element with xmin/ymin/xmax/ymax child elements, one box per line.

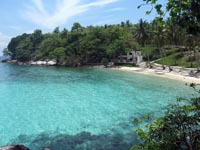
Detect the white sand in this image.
<box><xmin>110</xmin><ymin>66</ymin><xmax>200</xmax><ymax>84</ymax></box>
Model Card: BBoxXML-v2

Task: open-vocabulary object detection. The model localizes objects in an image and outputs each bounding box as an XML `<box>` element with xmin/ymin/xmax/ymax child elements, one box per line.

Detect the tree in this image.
<box><xmin>31</xmin><ymin>29</ymin><xmax>43</xmax><ymax>51</ymax></box>
<box><xmin>40</xmin><ymin>35</ymin><xmax>62</xmax><ymax>58</ymax></box>
<box><xmin>140</xmin><ymin>0</ymin><xmax>200</xmax><ymax>35</ymax></box>
<box><xmin>126</xmin><ymin>20</ymin><xmax>131</xmax><ymax>27</ymax></box>
<box><xmin>166</xmin><ymin>0</ymin><xmax>200</xmax><ymax>35</ymax></box>
<box><xmin>15</xmin><ymin>49</ymin><xmax>32</xmax><ymax>62</ymax></box>
<box><xmin>53</xmin><ymin>27</ymin><xmax>60</xmax><ymax>34</ymax></box>
<box><xmin>135</xmin><ymin>19</ymin><xmax>149</xmax><ymax>47</ymax></box>
<box><xmin>7</xmin><ymin>34</ymin><xmax>27</xmax><ymax>59</ymax></box>
<box><xmin>71</xmin><ymin>23</ymin><xmax>84</xmax><ymax>32</ymax></box>
<box><xmin>6</xmin><ymin>21</ymin><xmax>142</xmax><ymax>66</ymax></box>
<box><xmin>132</xmin><ymin>84</ymin><xmax>200</xmax><ymax>150</ymax></box>
<box><xmin>32</xmin><ymin>29</ymin><xmax>43</xmax><ymax>44</ymax></box>
<box><xmin>13</xmin><ymin>34</ymin><xmax>34</xmax><ymax>62</ymax></box>
<box><xmin>49</xmin><ymin>47</ymin><xmax>66</xmax><ymax>64</ymax></box>
<box><xmin>165</xmin><ymin>19</ymin><xmax>187</xmax><ymax>46</ymax></box>
<box><xmin>101</xmin><ymin>58</ymin><xmax>109</xmax><ymax>67</ymax></box>
<box><xmin>60</xmin><ymin>28</ymin><xmax>68</xmax><ymax>39</ymax></box>
<box><xmin>135</xmin><ymin>19</ymin><xmax>151</xmax><ymax>67</ymax></box>
<box><xmin>33</xmin><ymin>50</ymin><xmax>43</xmax><ymax>60</ymax></box>
<box><xmin>3</xmin><ymin>48</ymin><xmax>9</xmax><ymax>56</ymax></box>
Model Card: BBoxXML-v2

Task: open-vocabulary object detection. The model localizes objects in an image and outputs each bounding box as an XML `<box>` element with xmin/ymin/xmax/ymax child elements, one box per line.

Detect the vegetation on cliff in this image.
<box><xmin>5</xmin><ymin>22</ymin><xmax>139</xmax><ymax>66</ymax></box>
<box><xmin>4</xmin><ymin>12</ymin><xmax>199</xmax><ymax>67</ymax></box>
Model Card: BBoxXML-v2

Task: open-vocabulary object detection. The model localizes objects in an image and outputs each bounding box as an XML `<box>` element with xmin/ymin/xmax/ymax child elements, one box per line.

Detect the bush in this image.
<box><xmin>132</xmin><ymin>83</ymin><xmax>200</xmax><ymax>150</ymax></box>
<box><xmin>101</xmin><ymin>58</ymin><xmax>109</xmax><ymax>67</ymax></box>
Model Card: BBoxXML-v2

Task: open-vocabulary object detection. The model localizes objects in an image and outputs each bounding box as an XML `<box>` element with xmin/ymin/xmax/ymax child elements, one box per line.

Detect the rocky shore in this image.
<box><xmin>6</xmin><ymin>60</ymin><xmax>57</xmax><ymax>66</ymax></box>
<box><xmin>2</xmin><ymin>58</ymin><xmax>200</xmax><ymax>83</ymax></box>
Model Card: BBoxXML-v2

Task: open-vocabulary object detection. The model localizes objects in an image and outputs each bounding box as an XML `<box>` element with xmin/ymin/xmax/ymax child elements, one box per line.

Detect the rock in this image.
<box><xmin>47</xmin><ymin>60</ymin><xmax>57</xmax><ymax>66</ymax></box>
<box><xmin>0</xmin><ymin>59</ymin><xmax>9</xmax><ymax>63</ymax></box>
<box><xmin>36</xmin><ymin>61</ymin><xmax>46</xmax><ymax>65</ymax></box>
<box><xmin>18</xmin><ymin>62</ymin><xmax>24</xmax><ymax>65</ymax></box>
<box><xmin>7</xmin><ymin>59</ymin><xmax>57</xmax><ymax>66</ymax></box>
<box><xmin>8</xmin><ymin>60</ymin><xmax>17</xmax><ymax>64</ymax></box>
<box><xmin>30</xmin><ymin>61</ymin><xmax>37</xmax><ymax>65</ymax></box>
<box><xmin>0</xmin><ymin>145</ymin><xmax>30</xmax><ymax>150</ymax></box>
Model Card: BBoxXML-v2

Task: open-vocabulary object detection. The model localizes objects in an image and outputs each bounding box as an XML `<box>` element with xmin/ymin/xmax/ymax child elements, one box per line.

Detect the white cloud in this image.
<box><xmin>0</xmin><ymin>33</ymin><xmax>12</xmax><ymax>56</ymax></box>
<box><xmin>82</xmin><ymin>0</ymin><xmax>119</xmax><ymax>7</ymax></box>
<box><xmin>22</xmin><ymin>0</ymin><xmax>120</xmax><ymax>29</ymax></box>
<box><xmin>107</xmin><ymin>7</ymin><xmax>125</xmax><ymax>12</ymax></box>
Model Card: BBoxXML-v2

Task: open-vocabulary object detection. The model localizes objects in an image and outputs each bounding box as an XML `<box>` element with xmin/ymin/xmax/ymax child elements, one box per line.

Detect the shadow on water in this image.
<box><xmin>10</xmin><ymin>131</ymin><xmax>140</xmax><ymax>150</ymax></box>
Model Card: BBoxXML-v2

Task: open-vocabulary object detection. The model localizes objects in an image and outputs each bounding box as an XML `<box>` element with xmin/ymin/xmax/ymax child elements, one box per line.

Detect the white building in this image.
<box><xmin>116</xmin><ymin>51</ymin><xmax>143</xmax><ymax>64</ymax></box>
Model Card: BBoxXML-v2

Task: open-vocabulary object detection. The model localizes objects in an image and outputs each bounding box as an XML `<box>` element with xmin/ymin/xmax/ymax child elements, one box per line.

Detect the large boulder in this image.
<box><xmin>0</xmin><ymin>145</ymin><xmax>30</xmax><ymax>150</ymax></box>
<box><xmin>36</xmin><ymin>61</ymin><xmax>46</xmax><ymax>65</ymax></box>
<box><xmin>30</xmin><ymin>61</ymin><xmax>37</xmax><ymax>65</ymax></box>
<box><xmin>47</xmin><ymin>60</ymin><xmax>57</xmax><ymax>66</ymax></box>
<box><xmin>8</xmin><ymin>60</ymin><xmax>18</xmax><ymax>64</ymax></box>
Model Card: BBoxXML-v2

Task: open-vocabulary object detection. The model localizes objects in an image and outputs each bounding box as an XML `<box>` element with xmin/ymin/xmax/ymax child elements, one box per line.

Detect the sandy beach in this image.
<box><xmin>110</xmin><ymin>66</ymin><xmax>200</xmax><ymax>84</ymax></box>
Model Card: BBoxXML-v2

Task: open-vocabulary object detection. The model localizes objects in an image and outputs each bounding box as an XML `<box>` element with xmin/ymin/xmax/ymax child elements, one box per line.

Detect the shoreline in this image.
<box><xmin>2</xmin><ymin>60</ymin><xmax>200</xmax><ymax>84</ymax></box>
<box><xmin>110</xmin><ymin>66</ymin><xmax>200</xmax><ymax>84</ymax></box>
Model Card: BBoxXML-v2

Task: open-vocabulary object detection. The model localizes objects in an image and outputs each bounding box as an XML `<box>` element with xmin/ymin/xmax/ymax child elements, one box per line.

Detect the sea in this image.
<box><xmin>0</xmin><ymin>63</ymin><xmax>194</xmax><ymax>150</ymax></box>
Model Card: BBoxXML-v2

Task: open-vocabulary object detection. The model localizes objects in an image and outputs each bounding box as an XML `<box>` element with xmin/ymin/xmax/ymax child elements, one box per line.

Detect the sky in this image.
<box><xmin>0</xmin><ymin>0</ymin><xmax>165</xmax><ymax>55</ymax></box>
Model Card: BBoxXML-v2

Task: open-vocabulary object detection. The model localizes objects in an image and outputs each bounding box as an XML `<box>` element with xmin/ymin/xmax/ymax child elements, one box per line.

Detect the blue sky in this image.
<box><xmin>0</xmin><ymin>0</ymin><xmax>165</xmax><ymax>55</ymax></box>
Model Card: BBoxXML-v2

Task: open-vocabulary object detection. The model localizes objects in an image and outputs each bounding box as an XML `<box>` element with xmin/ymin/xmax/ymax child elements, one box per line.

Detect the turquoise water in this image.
<box><xmin>0</xmin><ymin>63</ymin><xmax>193</xmax><ymax>149</ymax></box>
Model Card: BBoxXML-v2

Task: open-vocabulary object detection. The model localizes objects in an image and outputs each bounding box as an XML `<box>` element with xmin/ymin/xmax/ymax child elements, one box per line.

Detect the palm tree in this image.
<box><xmin>135</xmin><ymin>19</ymin><xmax>149</xmax><ymax>47</ymax></box>
<box><xmin>150</xmin><ymin>19</ymin><xmax>167</xmax><ymax>70</ymax></box>
<box><xmin>135</xmin><ymin>19</ymin><xmax>150</xmax><ymax>67</ymax></box>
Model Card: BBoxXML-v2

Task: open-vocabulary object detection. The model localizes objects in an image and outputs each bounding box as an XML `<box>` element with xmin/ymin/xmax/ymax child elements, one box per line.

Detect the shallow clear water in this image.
<box><xmin>0</xmin><ymin>63</ymin><xmax>193</xmax><ymax>149</ymax></box>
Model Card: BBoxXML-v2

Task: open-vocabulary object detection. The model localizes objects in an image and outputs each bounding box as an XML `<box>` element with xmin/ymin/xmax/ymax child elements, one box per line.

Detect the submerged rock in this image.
<box><xmin>0</xmin><ymin>145</ymin><xmax>30</xmax><ymax>150</ymax></box>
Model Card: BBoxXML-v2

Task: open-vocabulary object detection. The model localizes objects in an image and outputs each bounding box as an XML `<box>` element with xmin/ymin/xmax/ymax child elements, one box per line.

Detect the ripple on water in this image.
<box><xmin>0</xmin><ymin>63</ymin><xmax>194</xmax><ymax>148</ymax></box>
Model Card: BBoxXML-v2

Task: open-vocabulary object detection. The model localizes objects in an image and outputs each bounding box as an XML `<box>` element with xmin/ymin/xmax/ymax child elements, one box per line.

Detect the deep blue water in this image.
<box><xmin>0</xmin><ymin>63</ymin><xmax>193</xmax><ymax>149</ymax></box>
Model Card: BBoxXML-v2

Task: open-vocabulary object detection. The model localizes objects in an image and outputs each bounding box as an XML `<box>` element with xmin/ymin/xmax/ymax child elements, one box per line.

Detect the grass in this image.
<box><xmin>140</xmin><ymin>45</ymin><xmax>199</xmax><ymax>68</ymax></box>
<box><xmin>140</xmin><ymin>45</ymin><xmax>157</xmax><ymax>53</ymax></box>
<box><xmin>115</xmin><ymin>63</ymin><xmax>138</xmax><ymax>67</ymax></box>
<box><xmin>155</xmin><ymin>52</ymin><xmax>198</xmax><ymax>68</ymax></box>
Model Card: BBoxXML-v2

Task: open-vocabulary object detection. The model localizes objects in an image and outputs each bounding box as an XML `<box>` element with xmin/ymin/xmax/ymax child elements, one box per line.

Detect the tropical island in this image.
<box><xmin>2</xmin><ymin>0</ymin><xmax>200</xmax><ymax>82</ymax></box>
<box><xmin>2</xmin><ymin>13</ymin><xmax>200</xmax><ymax>83</ymax></box>
<box><xmin>3</xmin><ymin>18</ymin><xmax>200</xmax><ymax>69</ymax></box>
<box><xmin>0</xmin><ymin>0</ymin><xmax>200</xmax><ymax>150</ymax></box>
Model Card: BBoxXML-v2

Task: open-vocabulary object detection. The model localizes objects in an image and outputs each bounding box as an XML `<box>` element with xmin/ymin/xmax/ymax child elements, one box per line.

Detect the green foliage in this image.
<box><xmin>3</xmin><ymin>48</ymin><xmax>9</xmax><ymax>56</ymax></box>
<box><xmin>49</xmin><ymin>47</ymin><xmax>65</xmax><ymax>64</ymax></box>
<box><xmin>155</xmin><ymin>52</ymin><xmax>199</xmax><ymax>68</ymax></box>
<box><xmin>5</xmin><ymin>16</ymin><xmax>199</xmax><ymax>68</ymax></box>
<box><xmin>141</xmin><ymin>0</ymin><xmax>200</xmax><ymax>35</ymax></box>
<box><xmin>16</xmin><ymin>49</ymin><xmax>31</xmax><ymax>61</ymax></box>
<box><xmin>114</xmin><ymin>63</ymin><xmax>138</xmax><ymax>67</ymax></box>
<box><xmin>135</xmin><ymin>19</ymin><xmax>149</xmax><ymax>47</ymax></box>
<box><xmin>33</xmin><ymin>50</ymin><xmax>43</xmax><ymax>60</ymax></box>
<box><xmin>101</xmin><ymin>58</ymin><xmax>109</xmax><ymax>67</ymax></box>
<box><xmin>53</xmin><ymin>27</ymin><xmax>60</xmax><ymax>34</ymax></box>
<box><xmin>132</xmin><ymin>84</ymin><xmax>200</xmax><ymax>150</ymax></box>
<box><xmin>133</xmin><ymin>118</ymin><xmax>142</xmax><ymax>125</ymax></box>
<box><xmin>71</xmin><ymin>22</ymin><xmax>84</xmax><ymax>32</ymax></box>
<box><xmin>7</xmin><ymin>23</ymin><xmax>140</xmax><ymax>66</ymax></box>
<box><xmin>138</xmin><ymin>0</ymin><xmax>200</xmax><ymax>68</ymax></box>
